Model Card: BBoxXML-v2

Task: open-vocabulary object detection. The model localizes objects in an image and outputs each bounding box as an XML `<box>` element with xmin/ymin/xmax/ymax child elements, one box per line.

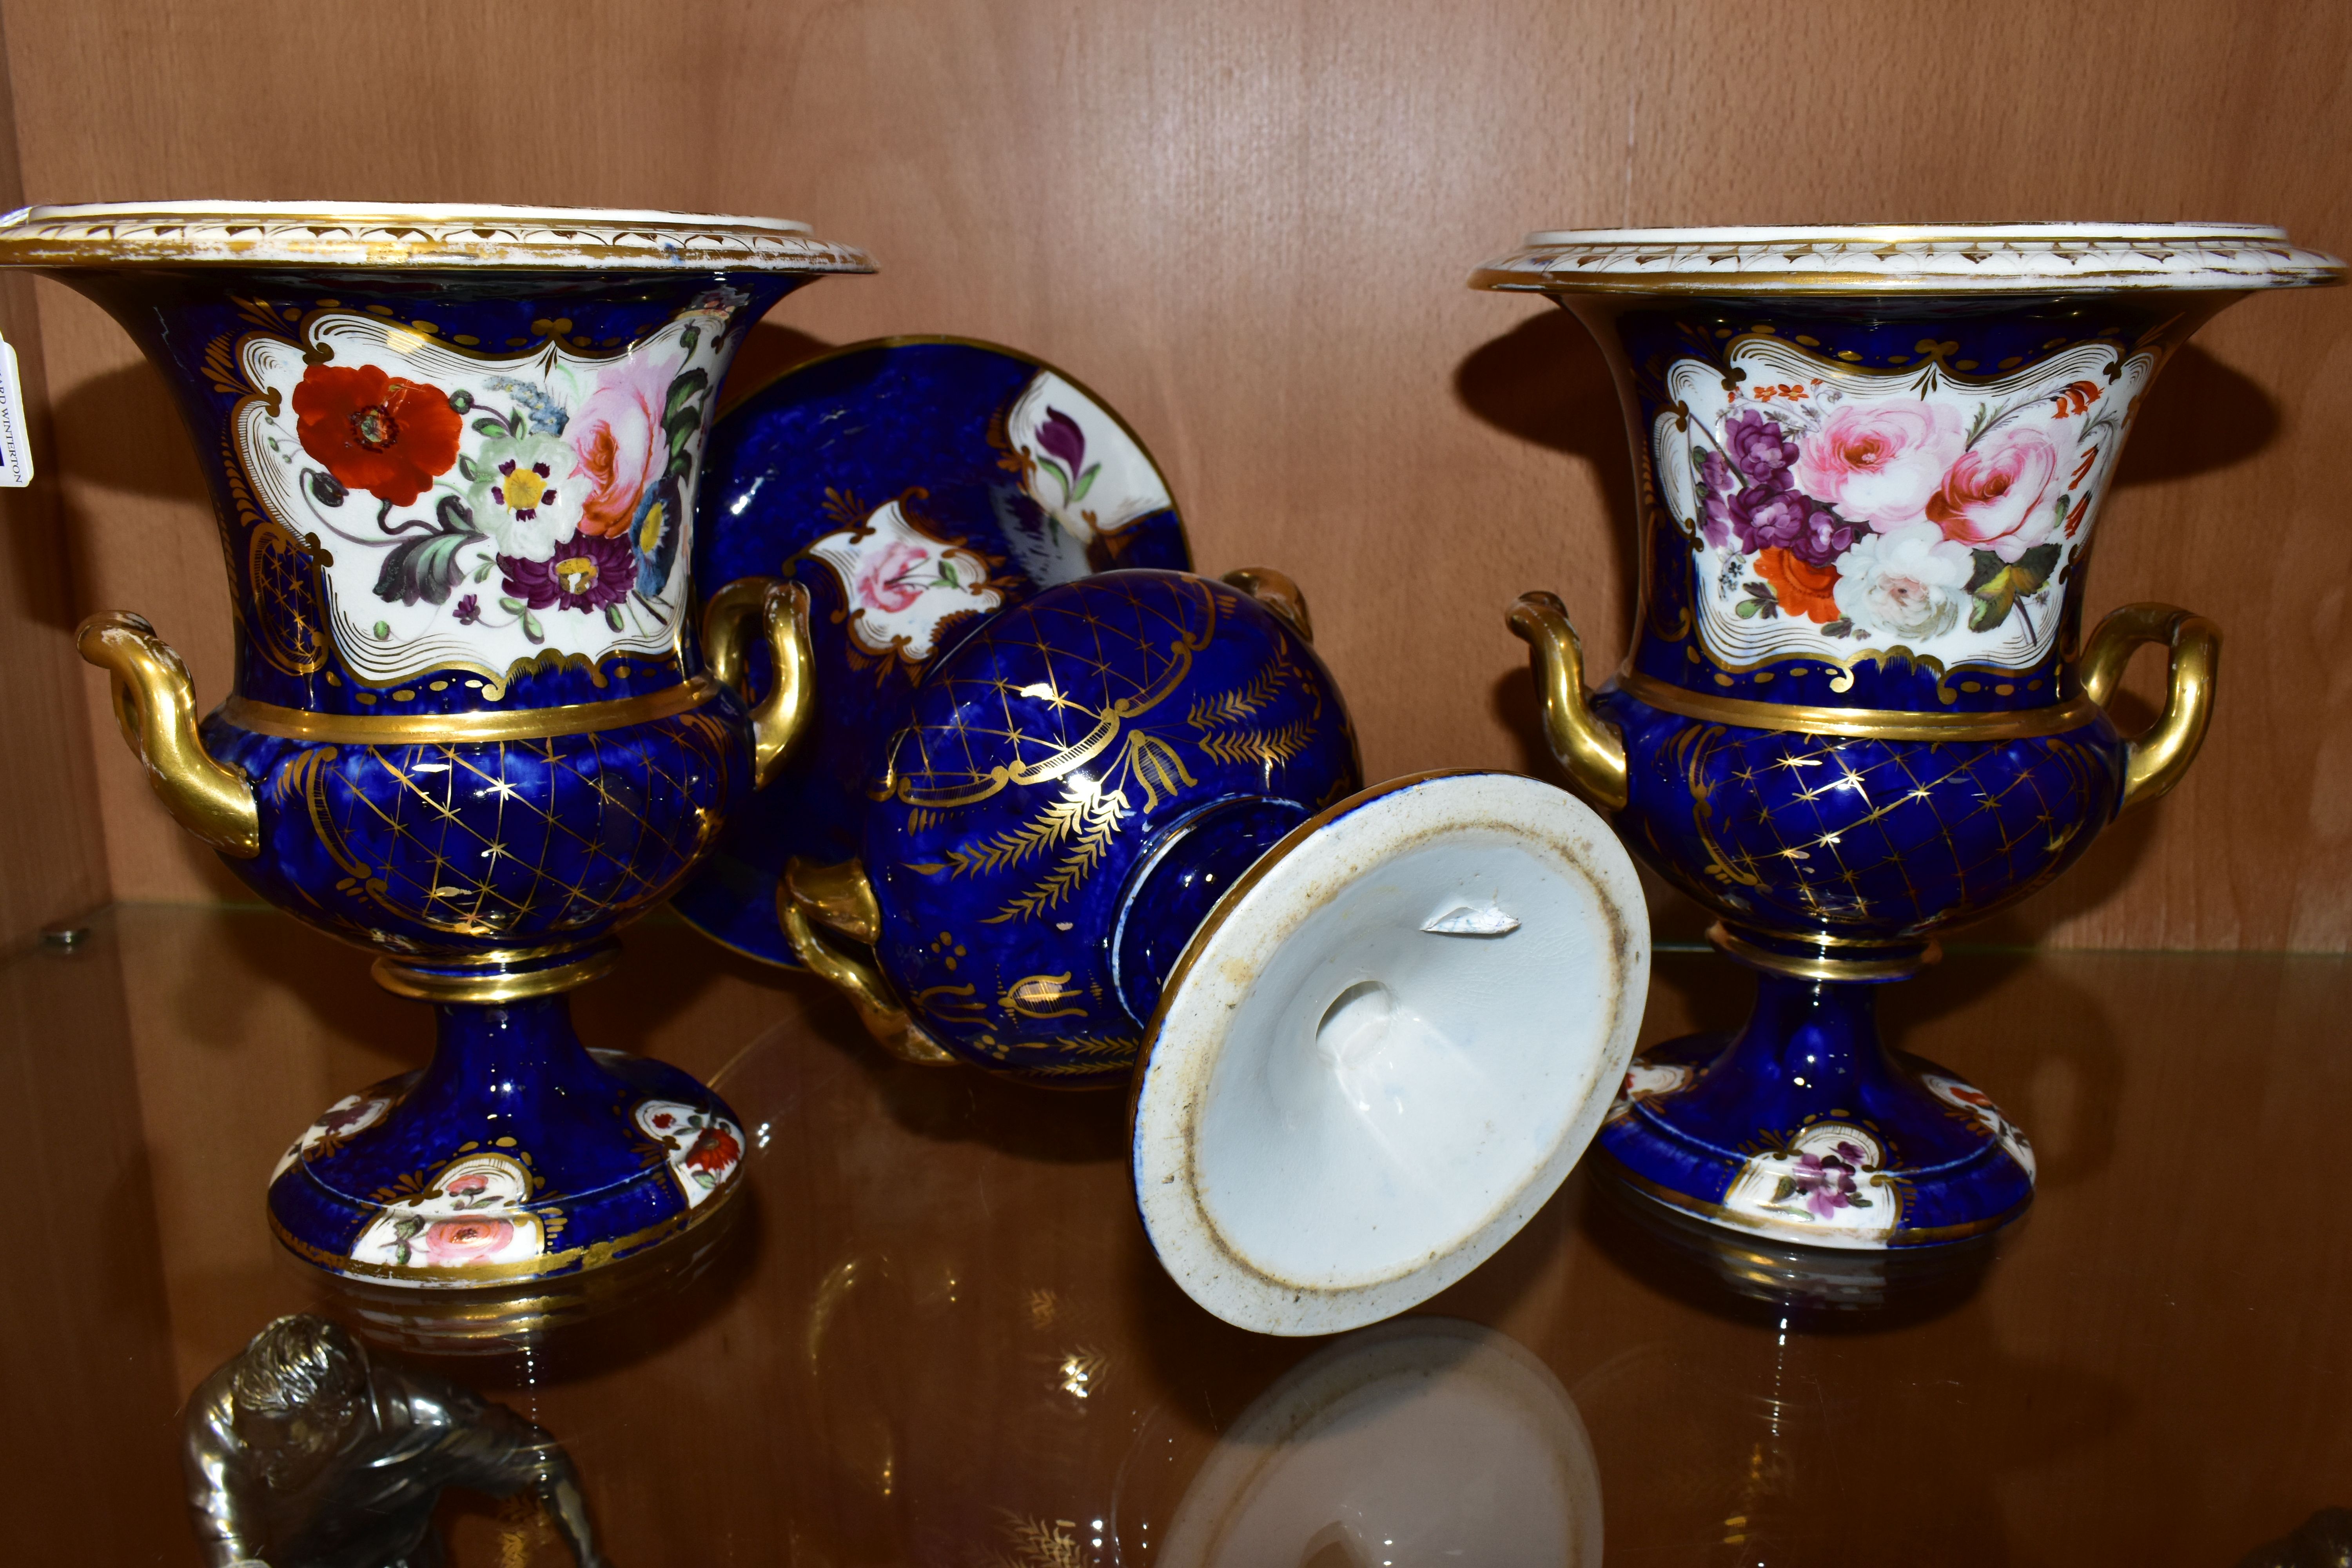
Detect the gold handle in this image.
<box><xmin>2076</xmin><ymin>601</ymin><xmax>2221</xmax><ymax>816</ymax></box>
<box><xmin>1220</xmin><ymin>566</ymin><xmax>1314</xmax><ymax>642</ymax></box>
<box><xmin>780</xmin><ymin>857</ymin><xmax>959</xmax><ymax>1067</ymax></box>
<box><xmin>1506</xmin><ymin>591</ymin><xmax>1629</xmax><ymax>812</ymax></box>
<box><xmin>75</xmin><ymin>612</ymin><xmax>260</xmax><ymax>858</ymax></box>
<box><xmin>701</xmin><ymin>577</ymin><xmax>815</xmax><ymax>790</ymax></box>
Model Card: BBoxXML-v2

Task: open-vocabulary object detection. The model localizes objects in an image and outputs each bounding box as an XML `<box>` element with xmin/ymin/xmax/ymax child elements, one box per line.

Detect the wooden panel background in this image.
<box><xmin>4</xmin><ymin>0</ymin><xmax>2348</xmax><ymax>950</ymax></box>
<box><xmin>0</xmin><ymin>0</ymin><xmax>107</xmax><ymax>949</ymax></box>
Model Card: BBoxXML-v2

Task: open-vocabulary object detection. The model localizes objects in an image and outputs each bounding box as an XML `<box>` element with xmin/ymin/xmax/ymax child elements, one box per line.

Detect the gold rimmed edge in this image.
<box><xmin>1616</xmin><ymin>670</ymin><xmax>2102</xmax><ymax>741</ymax></box>
<box><xmin>0</xmin><ymin>202</ymin><xmax>876</xmax><ymax>274</ymax></box>
<box><xmin>220</xmin><ymin>674</ymin><xmax>721</xmax><ymax>743</ymax></box>
<box><xmin>1468</xmin><ymin>265</ymin><xmax>2338</xmax><ymax>296</ymax></box>
<box><xmin>710</xmin><ymin>332</ymin><xmax>1189</xmax><ymax>543</ymax></box>
<box><xmin>325</xmin><ymin>1196</ymin><xmax>751</xmax><ymax>1345</ymax></box>
<box><xmin>1708</xmin><ymin>922</ymin><xmax>1941</xmax><ymax>982</ymax></box>
<box><xmin>1126</xmin><ymin>768</ymin><xmax>1553</xmax><ymax>1154</ymax></box>
<box><xmin>371</xmin><ymin>946</ymin><xmax>619</xmax><ymax>1004</ymax></box>
<box><xmin>268</xmin><ymin>1168</ymin><xmax>742</xmax><ymax>1286</ymax></box>
<box><xmin>1605</xmin><ymin>1161</ymin><xmax>2026</xmax><ymax>1246</ymax></box>
<box><xmin>1467</xmin><ymin>226</ymin><xmax>2343</xmax><ymax>296</ymax></box>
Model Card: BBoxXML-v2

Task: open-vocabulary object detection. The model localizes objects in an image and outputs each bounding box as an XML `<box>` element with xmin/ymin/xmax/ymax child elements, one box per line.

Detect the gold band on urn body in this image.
<box><xmin>1508</xmin><ymin>593</ymin><xmax>2223</xmax><ymax>986</ymax></box>
<box><xmin>79</xmin><ymin>581</ymin><xmax>817</xmax><ymax>1007</ymax></box>
<box><xmin>1508</xmin><ymin>592</ymin><xmax>2220</xmax><ymax>818</ymax></box>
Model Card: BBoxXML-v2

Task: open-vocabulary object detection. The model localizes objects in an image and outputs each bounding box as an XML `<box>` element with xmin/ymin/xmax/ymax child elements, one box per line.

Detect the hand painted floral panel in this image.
<box><xmin>233</xmin><ymin>292</ymin><xmax>750</xmax><ymax>691</ymax></box>
<box><xmin>1653</xmin><ymin>338</ymin><xmax>2155</xmax><ymax>673</ymax></box>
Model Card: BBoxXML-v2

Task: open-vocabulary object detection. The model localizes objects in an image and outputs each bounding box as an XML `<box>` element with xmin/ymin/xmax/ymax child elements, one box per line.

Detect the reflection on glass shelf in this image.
<box><xmin>9</xmin><ymin>907</ymin><xmax>2352</xmax><ymax>1564</ymax></box>
<box><xmin>1155</xmin><ymin>1318</ymin><xmax>1599</xmax><ymax>1567</ymax></box>
<box><xmin>184</xmin><ymin>1314</ymin><xmax>605</xmax><ymax>1567</ymax></box>
<box><xmin>1587</xmin><ymin>1167</ymin><xmax>2002</xmax><ymax>1329</ymax></box>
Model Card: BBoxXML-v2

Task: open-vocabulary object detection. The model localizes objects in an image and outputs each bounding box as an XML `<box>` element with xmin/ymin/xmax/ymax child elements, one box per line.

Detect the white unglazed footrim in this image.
<box><xmin>1132</xmin><ymin>771</ymin><xmax>1650</xmax><ymax>1336</ymax></box>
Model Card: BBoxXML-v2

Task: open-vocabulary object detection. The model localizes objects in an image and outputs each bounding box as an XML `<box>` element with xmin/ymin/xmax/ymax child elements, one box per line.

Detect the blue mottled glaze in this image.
<box><xmin>678</xmin><ymin>338</ymin><xmax>1192</xmax><ymax>967</ymax></box>
<box><xmin>863</xmin><ymin>570</ymin><xmax>1359</xmax><ymax>1085</ymax></box>
<box><xmin>204</xmin><ymin>704</ymin><xmax>749</xmax><ymax>960</ymax></box>
<box><xmin>267</xmin><ymin>997</ymin><xmax>741</xmax><ymax>1280</ymax></box>
<box><xmin>1595</xmin><ymin>687</ymin><xmax>2127</xmax><ymax>943</ymax></box>
<box><xmin>1604</xmin><ymin>974</ymin><xmax>2034</xmax><ymax>1242</ymax></box>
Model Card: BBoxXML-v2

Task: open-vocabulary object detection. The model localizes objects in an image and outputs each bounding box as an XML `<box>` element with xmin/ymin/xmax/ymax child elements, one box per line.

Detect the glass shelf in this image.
<box><xmin>9</xmin><ymin>905</ymin><xmax>2347</xmax><ymax>1564</ymax></box>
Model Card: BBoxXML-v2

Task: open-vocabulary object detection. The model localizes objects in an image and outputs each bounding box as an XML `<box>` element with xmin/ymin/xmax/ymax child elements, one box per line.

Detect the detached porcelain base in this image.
<box><xmin>1132</xmin><ymin>771</ymin><xmax>1650</xmax><ymax>1336</ymax></box>
<box><xmin>265</xmin><ymin>996</ymin><xmax>747</xmax><ymax>1317</ymax></box>
<box><xmin>1597</xmin><ymin>972</ymin><xmax>2035</xmax><ymax>1250</ymax></box>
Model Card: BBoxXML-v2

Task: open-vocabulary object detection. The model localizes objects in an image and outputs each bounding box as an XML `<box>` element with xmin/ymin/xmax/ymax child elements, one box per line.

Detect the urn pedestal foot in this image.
<box><xmin>1595</xmin><ymin>962</ymin><xmax>2034</xmax><ymax>1250</ymax></box>
<box><xmin>265</xmin><ymin>990</ymin><xmax>749</xmax><ymax>1338</ymax></box>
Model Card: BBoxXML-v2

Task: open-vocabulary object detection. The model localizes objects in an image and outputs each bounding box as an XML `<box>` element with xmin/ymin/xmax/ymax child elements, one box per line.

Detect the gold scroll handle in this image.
<box><xmin>700</xmin><ymin>577</ymin><xmax>815</xmax><ymax>790</ymax></box>
<box><xmin>1220</xmin><ymin>566</ymin><xmax>1314</xmax><ymax>642</ymax></box>
<box><xmin>781</xmin><ymin>857</ymin><xmax>959</xmax><ymax>1067</ymax></box>
<box><xmin>1505</xmin><ymin>591</ymin><xmax>1629</xmax><ymax>812</ymax></box>
<box><xmin>76</xmin><ymin>612</ymin><xmax>260</xmax><ymax>858</ymax></box>
<box><xmin>2075</xmin><ymin>602</ymin><xmax>2221</xmax><ymax>816</ymax></box>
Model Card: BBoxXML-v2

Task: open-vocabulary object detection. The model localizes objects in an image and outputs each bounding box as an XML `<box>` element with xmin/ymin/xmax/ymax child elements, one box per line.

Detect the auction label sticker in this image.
<box><xmin>0</xmin><ymin>334</ymin><xmax>30</xmax><ymax>486</ymax></box>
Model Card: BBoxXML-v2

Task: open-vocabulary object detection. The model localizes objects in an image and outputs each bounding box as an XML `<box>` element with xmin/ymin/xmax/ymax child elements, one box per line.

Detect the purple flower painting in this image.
<box><xmin>1768</xmin><ymin>1139</ymin><xmax>1876</xmax><ymax>1220</ymax></box>
<box><xmin>499</xmin><ymin>530</ymin><xmax>636</xmax><ymax>613</ymax></box>
<box><xmin>1031</xmin><ymin>406</ymin><xmax>1100</xmax><ymax>505</ymax></box>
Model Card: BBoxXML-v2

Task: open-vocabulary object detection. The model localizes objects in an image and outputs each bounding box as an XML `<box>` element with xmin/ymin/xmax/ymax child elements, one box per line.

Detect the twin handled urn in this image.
<box><xmin>0</xmin><ymin>203</ymin><xmax>871</xmax><ymax>1321</ymax></box>
<box><xmin>29</xmin><ymin>203</ymin><xmax>2336</xmax><ymax>1339</ymax></box>
<box><xmin>1477</xmin><ymin>223</ymin><xmax>2341</xmax><ymax>1248</ymax></box>
<box><xmin>13</xmin><ymin>200</ymin><xmax>1654</xmax><ymax>1340</ymax></box>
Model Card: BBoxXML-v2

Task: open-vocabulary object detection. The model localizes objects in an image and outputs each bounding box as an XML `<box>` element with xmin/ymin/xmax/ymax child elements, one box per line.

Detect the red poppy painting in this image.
<box><xmin>292</xmin><ymin>363</ymin><xmax>463</xmax><ymax>505</ymax></box>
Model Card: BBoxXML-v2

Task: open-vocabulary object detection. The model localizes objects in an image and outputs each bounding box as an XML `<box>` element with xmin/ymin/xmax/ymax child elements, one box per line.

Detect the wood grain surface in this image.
<box><xmin>0</xmin><ymin>0</ymin><xmax>108</xmax><ymax>947</ymax></box>
<box><xmin>4</xmin><ymin>0</ymin><xmax>2347</xmax><ymax>949</ymax></box>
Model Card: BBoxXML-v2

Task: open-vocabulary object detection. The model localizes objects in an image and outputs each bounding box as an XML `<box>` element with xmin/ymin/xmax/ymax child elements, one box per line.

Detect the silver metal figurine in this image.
<box><xmin>183</xmin><ymin>1315</ymin><xmax>607</xmax><ymax>1568</ymax></box>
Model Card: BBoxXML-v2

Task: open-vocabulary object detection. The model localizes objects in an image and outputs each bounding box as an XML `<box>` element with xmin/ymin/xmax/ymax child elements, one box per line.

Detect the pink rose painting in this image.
<box><xmin>1926</xmin><ymin>426</ymin><xmax>2059</xmax><ymax>560</ymax></box>
<box><xmin>1682</xmin><ymin>359</ymin><xmax>2109</xmax><ymax>648</ymax></box>
<box><xmin>570</xmin><ymin>343</ymin><xmax>686</xmax><ymax>539</ymax></box>
<box><xmin>421</xmin><ymin>1216</ymin><xmax>515</xmax><ymax>1265</ymax></box>
<box><xmin>853</xmin><ymin>538</ymin><xmax>935</xmax><ymax>613</ymax></box>
<box><xmin>1791</xmin><ymin>402</ymin><xmax>1964</xmax><ymax>530</ymax></box>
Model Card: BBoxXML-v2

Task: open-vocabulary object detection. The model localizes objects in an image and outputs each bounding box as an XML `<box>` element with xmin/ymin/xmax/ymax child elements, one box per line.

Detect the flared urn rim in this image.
<box><xmin>0</xmin><ymin>198</ymin><xmax>875</xmax><ymax>274</ymax></box>
<box><xmin>1471</xmin><ymin>220</ymin><xmax>2343</xmax><ymax>295</ymax></box>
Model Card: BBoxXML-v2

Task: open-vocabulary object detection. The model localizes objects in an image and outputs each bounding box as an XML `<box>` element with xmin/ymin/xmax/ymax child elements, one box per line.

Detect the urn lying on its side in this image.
<box><xmin>672</xmin><ymin>336</ymin><xmax>1195</xmax><ymax>967</ymax></box>
<box><xmin>1475</xmin><ymin>221</ymin><xmax>2343</xmax><ymax>1250</ymax></box>
<box><xmin>786</xmin><ymin>568</ymin><xmax>1652</xmax><ymax>1334</ymax></box>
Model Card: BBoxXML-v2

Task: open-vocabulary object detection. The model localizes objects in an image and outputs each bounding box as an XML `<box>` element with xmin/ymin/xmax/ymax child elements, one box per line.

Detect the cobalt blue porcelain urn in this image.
<box><xmin>786</xmin><ymin>567</ymin><xmax>1657</xmax><ymax>1336</ymax></box>
<box><xmin>783</xmin><ymin>567</ymin><xmax>1359</xmax><ymax>1083</ymax></box>
<box><xmin>0</xmin><ymin>201</ymin><xmax>872</xmax><ymax>1319</ymax></box>
<box><xmin>672</xmin><ymin>335</ymin><xmax>1194</xmax><ymax>969</ymax></box>
<box><xmin>1477</xmin><ymin>223</ymin><xmax>2342</xmax><ymax>1249</ymax></box>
